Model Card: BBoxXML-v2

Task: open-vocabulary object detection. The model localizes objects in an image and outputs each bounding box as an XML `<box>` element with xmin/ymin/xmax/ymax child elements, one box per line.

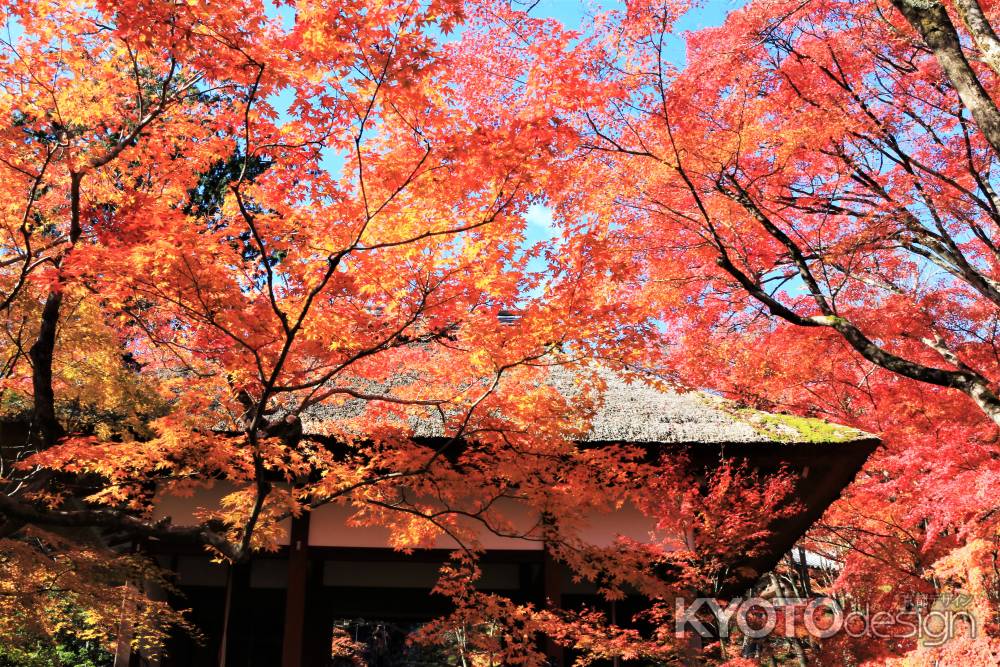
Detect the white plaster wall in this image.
<box><xmin>153</xmin><ymin>486</ymin><xmax>673</xmax><ymax>551</ymax></box>
<box><xmin>151</xmin><ymin>481</ymin><xmax>292</xmax><ymax>546</ymax></box>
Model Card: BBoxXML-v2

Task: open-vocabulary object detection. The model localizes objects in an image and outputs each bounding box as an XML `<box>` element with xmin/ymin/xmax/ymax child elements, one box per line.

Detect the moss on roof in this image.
<box><xmin>734</xmin><ymin>409</ymin><xmax>871</xmax><ymax>444</ymax></box>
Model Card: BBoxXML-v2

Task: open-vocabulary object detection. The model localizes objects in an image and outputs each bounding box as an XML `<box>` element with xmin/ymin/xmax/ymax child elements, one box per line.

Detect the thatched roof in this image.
<box><xmin>300</xmin><ymin>366</ymin><xmax>874</xmax><ymax>446</ymax></box>
<box><xmin>551</xmin><ymin>371</ymin><xmax>872</xmax><ymax>445</ymax></box>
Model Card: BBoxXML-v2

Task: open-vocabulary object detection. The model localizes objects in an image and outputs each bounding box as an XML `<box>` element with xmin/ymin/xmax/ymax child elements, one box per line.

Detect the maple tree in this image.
<box><xmin>0</xmin><ymin>0</ymin><xmax>806</xmax><ymax>663</ymax></box>
<box><xmin>556</xmin><ymin>0</ymin><xmax>1000</xmax><ymax>663</ymax></box>
<box><xmin>15</xmin><ymin>0</ymin><xmax>998</xmax><ymax>662</ymax></box>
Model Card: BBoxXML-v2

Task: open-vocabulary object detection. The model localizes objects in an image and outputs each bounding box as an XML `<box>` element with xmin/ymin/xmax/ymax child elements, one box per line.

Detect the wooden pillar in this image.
<box><xmin>610</xmin><ymin>601</ymin><xmax>621</xmax><ymax>667</ymax></box>
<box><xmin>681</xmin><ymin>631</ymin><xmax>704</xmax><ymax>666</ymax></box>
<box><xmin>112</xmin><ymin>583</ymin><xmax>135</xmax><ymax>667</ymax></box>
<box><xmin>302</xmin><ymin>550</ymin><xmax>329</xmax><ymax>667</ymax></box>
<box><xmin>281</xmin><ymin>513</ymin><xmax>311</xmax><ymax>667</ymax></box>
<box><xmin>542</xmin><ymin>547</ymin><xmax>564</xmax><ymax>666</ymax></box>
<box><xmin>218</xmin><ymin>561</ymin><xmax>251</xmax><ymax>667</ymax></box>
<box><xmin>114</xmin><ymin>541</ymin><xmax>153</xmax><ymax>667</ymax></box>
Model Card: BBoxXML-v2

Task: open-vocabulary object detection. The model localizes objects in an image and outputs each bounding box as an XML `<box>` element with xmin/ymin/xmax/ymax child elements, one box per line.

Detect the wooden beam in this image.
<box><xmin>281</xmin><ymin>513</ymin><xmax>311</xmax><ymax>667</ymax></box>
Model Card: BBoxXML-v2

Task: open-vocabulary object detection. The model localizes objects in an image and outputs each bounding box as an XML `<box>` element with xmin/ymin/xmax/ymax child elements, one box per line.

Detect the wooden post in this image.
<box><xmin>113</xmin><ymin>541</ymin><xmax>150</xmax><ymax>667</ymax></box>
<box><xmin>542</xmin><ymin>547</ymin><xmax>564</xmax><ymax>666</ymax></box>
<box><xmin>681</xmin><ymin>630</ymin><xmax>704</xmax><ymax>666</ymax></box>
<box><xmin>301</xmin><ymin>551</ymin><xmax>328</xmax><ymax>667</ymax></box>
<box><xmin>218</xmin><ymin>561</ymin><xmax>251</xmax><ymax>667</ymax></box>
<box><xmin>281</xmin><ymin>513</ymin><xmax>311</xmax><ymax>667</ymax></box>
<box><xmin>112</xmin><ymin>583</ymin><xmax>135</xmax><ymax>667</ymax></box>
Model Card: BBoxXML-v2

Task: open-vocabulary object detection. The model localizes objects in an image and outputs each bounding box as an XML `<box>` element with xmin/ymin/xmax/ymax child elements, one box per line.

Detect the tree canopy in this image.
<box><xmin>4</xmin><ymin>0</ymin><xmax>1000</xmax><ymax>664</ymax></box>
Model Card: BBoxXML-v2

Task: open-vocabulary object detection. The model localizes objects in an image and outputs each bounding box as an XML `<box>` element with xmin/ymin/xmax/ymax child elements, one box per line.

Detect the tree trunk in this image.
<box><xmin>893</xmin><ymin>0</ymin><xmax>1000</xmax><ymax>157</ymax></box>
<box><xmin>28</xmin><ymin>292</ymin><xmax>65</xmax><ymax>446</ymax></box>
<box><xmin>953</xmin><ymin>0</ymin><xmax>1000</xmax><ymax>76</ymax></box>
<box><xmin>27</xmin><ymin>172</ymin><xmax>81</xmax><ymax>448</ymax></box>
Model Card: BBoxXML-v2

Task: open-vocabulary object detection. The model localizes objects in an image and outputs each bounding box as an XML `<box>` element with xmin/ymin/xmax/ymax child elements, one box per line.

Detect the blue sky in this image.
<box><xmin>518</xmin><ymin>0</ymin><xmax>743</xmax><ymax>245</ymax></box>
<box><xmin>527</xmin><ymin>0</ymin><xmax>740</xmax><ymax>62</ymax></box>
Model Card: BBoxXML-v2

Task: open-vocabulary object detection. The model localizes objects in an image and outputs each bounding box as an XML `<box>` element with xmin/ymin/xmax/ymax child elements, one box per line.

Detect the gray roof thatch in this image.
<box><xmin>550</xmin><ymin>371</ymin><xmax>872</xmax><ymax>445</ymax></box>
<box><xmin>300</xmin><ymin>366</ymin><xmax>875</xmax><ymax>446</ymax></box>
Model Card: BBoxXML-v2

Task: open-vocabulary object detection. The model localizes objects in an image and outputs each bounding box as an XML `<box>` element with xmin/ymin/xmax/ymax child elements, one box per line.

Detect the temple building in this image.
<box><xmin>135</xmin><ymin>373</ymin><xmax>878</xmax><ymax>667</ymax></box>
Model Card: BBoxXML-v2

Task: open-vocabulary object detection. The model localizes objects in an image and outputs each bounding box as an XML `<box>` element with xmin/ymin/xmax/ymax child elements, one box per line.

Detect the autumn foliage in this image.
<box><xmin>0</xmin><ymin>0</ymin><xmax>799</xmax><ymax>663</ymax></box>
<box><xmin>561</xmin><ymin>0</ymin><xmax>1000</xmax><ymax>663</ymax></box>
<box><xmin>6</xmin><ymin>0</ymin><xmax>1000</xmax><ymax>664</ymax></box>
